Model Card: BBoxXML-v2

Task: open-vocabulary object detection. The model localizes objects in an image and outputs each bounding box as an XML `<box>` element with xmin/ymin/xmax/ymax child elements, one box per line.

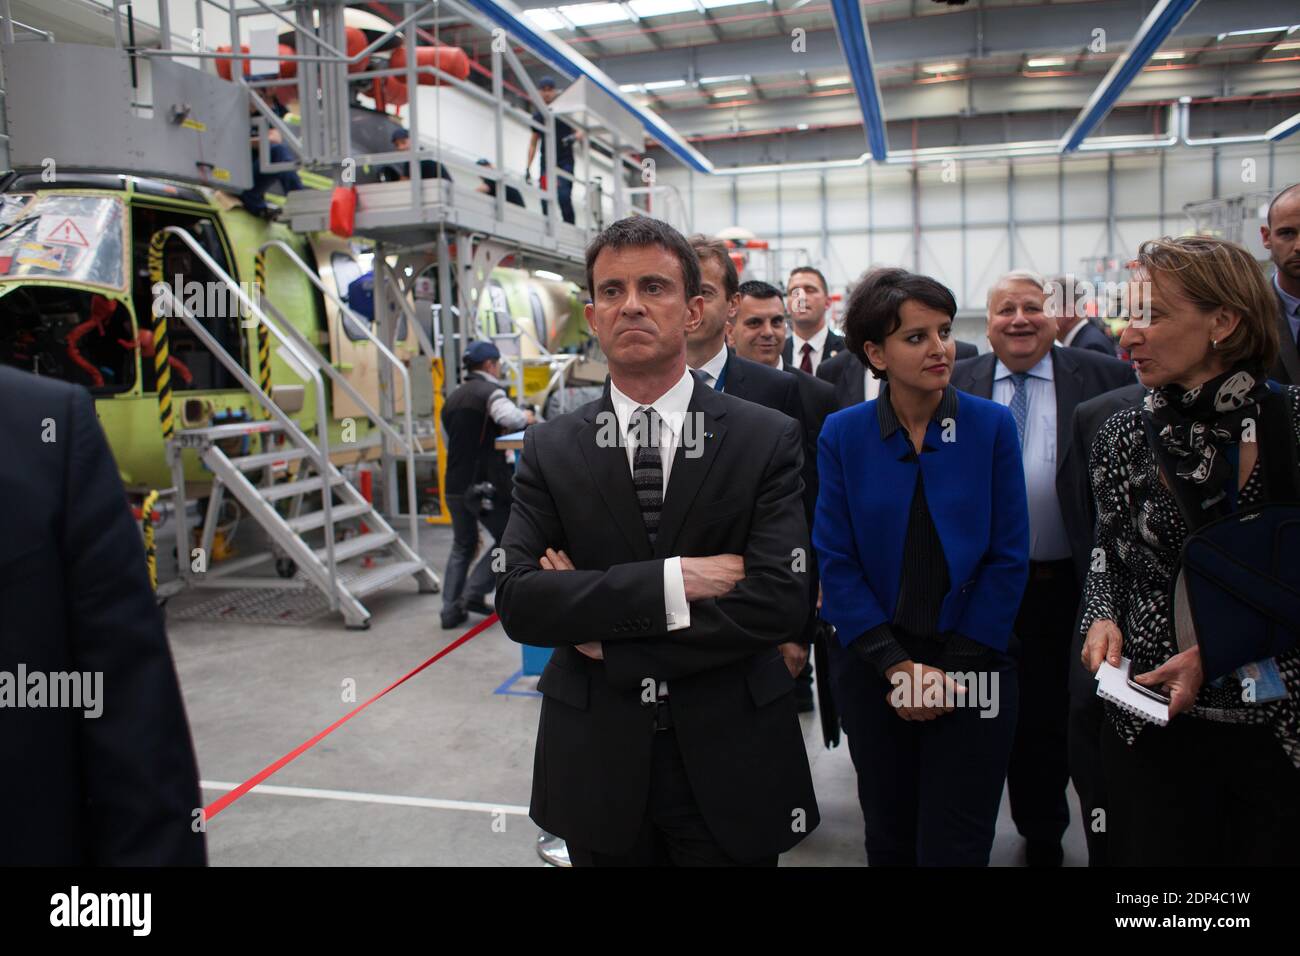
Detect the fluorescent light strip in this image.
<box><xmin>1217</xmin><ymin>25</ymin><xmax>1296</xmax><ymax>41</ymax></box>
<box><xmin>557</xmin><ymin>2</ymin><xmax>631</xmax><ymax>25</ymax></box>
<box><xmin>1026</xmin><ymin>56</ymin><xmax>1066</xmax><ymax>67</ymax></box>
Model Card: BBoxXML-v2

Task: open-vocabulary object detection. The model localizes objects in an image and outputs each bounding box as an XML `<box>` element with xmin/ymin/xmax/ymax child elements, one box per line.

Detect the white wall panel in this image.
<box><xmin>918</xmin><ymin>228</ymin><xmax>963</xmax><ymax>302</ymax></box>
<box><xmin>964</xmin><ymin>166</ymin><xmax>1010</xmax><ymax>222</ymax></box>
<box><xmin>965</xmin><ymin>227</ymin><xmax>1011</xmax><ymax>309</ymax></box>
<box><xmin>1010</xmin><ymin>163</ymin><xmax>1061</xmax><ymax>224</ymax></box>
<box><xmin>1113</xmin><ymin>155</ymin><xmax>1162</xmax><ymax>218</ymax></box>
<box><xmin>1062</xmin><ymin>220</ymin><xmax>1110</xmax><ymax>274</ymax></box>
<box><xmin>1062</xmin><ymin>157</ymin><xmax>1109</xmax><ymax>224</ymax></box>
<box><xmin>1013</xmin><ymin>224</ymin><xmax>1061</xmax><ymax>279</ymax></box>
<box><xmin>869</xmin><ymin>171</ymin><xmax>914</xmax><ymax>228</ymax></box>
<box><xmin>1115</xmin><ymin>218</ymin><xmax>1166</xmax><ymax>260</ymax></box>
<box><xmin>867</xmin><ymin>230</ymin><xmax>913</xmax><ymax>272</ymax></box>
<box><xmin>774</xmin><ymin>171</ymin><xmax>823</xmax><ymax>238</ymax></box>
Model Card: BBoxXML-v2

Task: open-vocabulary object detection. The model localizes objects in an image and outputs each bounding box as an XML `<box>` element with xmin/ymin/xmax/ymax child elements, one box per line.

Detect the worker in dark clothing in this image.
<box><xmin>379</xmin><ymin>128</ymin><xmax>454</xmax><ymax>184</ymax></box>
<box><xmin>440</xmin><ymin>341</ymin><xmax>534</xmax><ymax>629</ymax></box>
<box><xmin>239</xmin><ymin>96</ymin><xmax>303</xmax><ymax>218</ymax></box>
<box><xmin>525</xmin><ymin>76</ymin><xmax>581</xmax><ymax>225</ymax></box>
<box><xmin>475</xmin><ymin>158</ymin><xmax>525</xmax><ymax>208</ymax></box>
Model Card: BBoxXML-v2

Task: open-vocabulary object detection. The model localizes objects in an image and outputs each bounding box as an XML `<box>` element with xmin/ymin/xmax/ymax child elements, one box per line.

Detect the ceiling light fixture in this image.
<box><xmin>1216</xmin><ymin>25</ymin><xmax>1296</xmax><ymax>41</ymax></box>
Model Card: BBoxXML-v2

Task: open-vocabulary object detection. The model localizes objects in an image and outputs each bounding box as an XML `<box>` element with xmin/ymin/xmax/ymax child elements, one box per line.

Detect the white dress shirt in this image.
<box><xmin>1060</xmin><ymin>320</ymin><xmax>1086</xmax><ymax>348</ymax></box>
<box><xmin>608</xmin><ymin>368</ymin><xmax>694</xmax><ymax>637</ymax></box>
<box><xmin>694</xmin><ymin>342</ymin><xmax>729</xmax><ymax>389</ymax></box>
<box><xmin>992</xmin><ymin>349</ymin><xmax>1072</xmax><ymax>562</ymax></box>
<box><xmin>790</xmin><ymin>323</ymin><xmax>830</xmax><ymax>374</ymax></box>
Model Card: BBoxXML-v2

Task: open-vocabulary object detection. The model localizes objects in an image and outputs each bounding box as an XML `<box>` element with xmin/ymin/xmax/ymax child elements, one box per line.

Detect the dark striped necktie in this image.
<box><xmin>630</xmin><ymin>406</ymin><xmax>663</xmax><ymax>544</ymax></box>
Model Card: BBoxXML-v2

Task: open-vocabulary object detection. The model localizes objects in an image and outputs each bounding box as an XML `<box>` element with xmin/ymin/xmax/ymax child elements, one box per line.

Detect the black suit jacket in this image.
<box><xmin>0</xmin><ymin>366</ymin><xmax>205</xmax><ymax>865</ymax></box>
<box><xmin>782</xmin><ymin>328</ymin><xmax>846</xmax><ymax>370</ymax></box>
<box><xmin>719</xmin><ymin>350</ymin><xmax>816</xmax><ymax>547</ymax></box>
<box><xmin>1064</xmin><ymin>382</ymin><xmax>1146</xmax><ymax>704</ymax></box>
<box><xmin>949</xmin><ymin>347</ymin><xmax>1136</xmax><ymax>570</ymax></box>
<box><xmin>1271</xmin><ymin>285</ymin><xmax>1300</xmax><ymax>386</ymax></box>
<box><xmin>1067</xmin><ymin>320</ymin><xmax>1117</xmax><ymax>358</ymax></box>
<box><xmin>722</xmin><ymin>349</ymin><xmax>802</xmax><ymax>422</ymax></box>
<box><xmin>816</xmin><ymin>341</ymin><xmax>980</xmax><ymax>410</ymax></box>
<box><xmin>787</xmin><ymin>364</ymin><xmax>837</xmax><ymax>438</ymax></box>
<box><xmin>496</xmin><ymin>376</ymin><xmax>819</xmax><ymax>861</ymax></box>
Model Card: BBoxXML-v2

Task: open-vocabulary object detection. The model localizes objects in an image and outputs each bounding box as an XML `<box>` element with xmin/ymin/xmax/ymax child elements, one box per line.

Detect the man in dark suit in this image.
<box><xmin>729</xmin><ymin>278</ymin><xmax>839</xmax><ymax>715</ymax></box>
<box><xmin>728</xmin><ymin>279</ymin><xmax>838</xmax><ymax>461</ymax></box>
<box><xmin>950</xmin><ymin>269</ymin><xmax>1135</xmax><ymax>867</ymax></box>
<box><xmin>1062</xmin><ymin>382</ymin><xmax>1145</xmax><ymax>867</ymax></box>
<box><xmin>818</xmin><ymin>338</ymin><xmax>978</xmax><ymax>410</ymax></box>
<box><xmin>686</xmin><ymin>239</ymin><xmax>812</xmax><ymax>699</ymax></box>
<box><xmin>783</xmin><ymin>266</ymin><xmax>844</xmax><ymax>374</ymax></box>
<box><xmin>1048</xmin><ymin>274</ymin><xmax>1117</xmax><ymax>357</ymax></box>
<box><xmin>1262</xmin><ymin>183</ymin><xmax>1300</xmax><ymax>385</ymax></box>
<box><xmin>497</xmin><ymin>217</ymin><xmax>819</xmax><ymax>866</ymax></box>
<box><xmin>0</xmin><ymin>365</ymin><xmax>205</xmax><ymax>865</ymax></box>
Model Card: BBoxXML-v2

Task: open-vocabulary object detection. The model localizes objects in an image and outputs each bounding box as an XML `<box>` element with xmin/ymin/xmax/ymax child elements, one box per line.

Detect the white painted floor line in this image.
<box><xmin>201</xmin><ymin>780</ymin><xmax>530</xmax><ymax>815</ymax></box>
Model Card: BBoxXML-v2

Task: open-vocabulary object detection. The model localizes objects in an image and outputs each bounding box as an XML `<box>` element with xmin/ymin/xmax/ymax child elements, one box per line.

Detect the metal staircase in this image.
<box><xmin>152</xmin><ymin>226</ymin><xmax>439</xmax><ymax>629</ymax></box>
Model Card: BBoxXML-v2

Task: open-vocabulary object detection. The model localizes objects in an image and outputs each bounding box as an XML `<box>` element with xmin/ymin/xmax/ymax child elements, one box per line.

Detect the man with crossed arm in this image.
<box><xmin>496</xmin><ymin>217</ymin><xmax>818</xmax><ymax>866</ymax></box>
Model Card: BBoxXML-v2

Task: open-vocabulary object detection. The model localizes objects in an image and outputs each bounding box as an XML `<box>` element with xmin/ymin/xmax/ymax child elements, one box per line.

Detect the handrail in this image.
<box><xmin>148</xmin><ymin>227</ymin><xmax>337</xmax><ymax>601</ymax></box>
<box><xmin>256</xmin><ymin>240</ymin><xmax>421</xmax><ymax>551</ymax></box>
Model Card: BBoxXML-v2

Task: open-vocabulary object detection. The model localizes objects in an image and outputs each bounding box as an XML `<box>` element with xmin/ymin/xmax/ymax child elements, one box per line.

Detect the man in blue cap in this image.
<box><xmin>525</xmin><ymin>76</ymin><xmax>581</xmax><ymax>225</ymax></box>
<box><xmin>439</xmin><ymin>341</ymin><xmax>535</xmax><ymax>628</ymax></box>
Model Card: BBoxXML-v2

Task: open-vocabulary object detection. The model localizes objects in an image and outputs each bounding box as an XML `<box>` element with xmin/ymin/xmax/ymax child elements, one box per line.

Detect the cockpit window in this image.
<box><xmin>0</xmin><ymin>194</ymin><xmax>127</xmax><ymax>292</ymax></box>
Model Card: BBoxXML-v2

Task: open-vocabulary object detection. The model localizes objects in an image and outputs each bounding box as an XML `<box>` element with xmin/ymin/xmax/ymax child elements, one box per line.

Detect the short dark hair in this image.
<box><xmin>788</xmin><ymin>266</ymin><xmax>828</xmax><ymax>295</ymax></box>
<box><xmin>688</xmin><ymin>234</ymin><xmax>739</xmax><ymax>299</ymax></box>
<box><xmin>1267</xmin><ymin>183</ymin><xmax>1300</xmax><ymax>226</ymax></box>
<box><xmin>585</xmin><ymin>216</ymin><xmax>701</xmax><ymax>302</ymax></box>
<box><xmin>843</xmin><ymin>268</ymin><xmax>957</xmax><ymax>380</ymax></box>
<box><xmin>737</xmin><ymin>279</ymin><xmax>783</xmax><ymax>301</ymax></box>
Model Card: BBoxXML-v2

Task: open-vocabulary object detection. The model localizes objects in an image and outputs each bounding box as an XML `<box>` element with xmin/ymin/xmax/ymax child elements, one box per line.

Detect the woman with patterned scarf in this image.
<box><xmin>1080</xmin><ymin>235</ymin><xmax>1300</xmax><ymax>865</ymax></box>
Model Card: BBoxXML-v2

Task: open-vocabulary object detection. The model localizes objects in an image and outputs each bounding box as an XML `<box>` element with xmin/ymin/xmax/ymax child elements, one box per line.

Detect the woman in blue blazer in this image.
<box><xmin>815</xmin><ymin>268</ymin><xmax>1030</xmax><ymax>866</ymax></box>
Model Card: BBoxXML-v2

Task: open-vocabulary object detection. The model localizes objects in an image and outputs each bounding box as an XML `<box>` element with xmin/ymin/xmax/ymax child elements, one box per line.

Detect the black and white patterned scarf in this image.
<box><xmin>1142</xmin><ymin>366</ymin><xmax>1269</xmax><ymax>524</ymax></box>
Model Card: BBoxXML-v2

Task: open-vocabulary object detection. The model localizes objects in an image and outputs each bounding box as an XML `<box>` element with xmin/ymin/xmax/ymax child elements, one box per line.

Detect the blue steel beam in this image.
<box><xmin>1267</xmin><ymin>110</ymin><xmax>1300</xmax><ymax>142</ymax></box>
<box><xmin>1059</xmin><ymin>0</ymin><xmax>1200</xmax><ymax>153</ymax></box>
<box><xmin>828</xmin><ymin>0</ymin><xmax>888</xmax><ymax>161</ymax></box>
<box><xmin>462</xmin><ymin>0</ymin><xmax>714</xmax><ymax>173</ymax></box>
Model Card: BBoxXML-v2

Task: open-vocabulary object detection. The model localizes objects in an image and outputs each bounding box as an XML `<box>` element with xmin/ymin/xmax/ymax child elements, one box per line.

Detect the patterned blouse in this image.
<box><xmin>1080</xmin><ymin>386</ymin><xmax>1300</xmax><ymax>767</ymax></box>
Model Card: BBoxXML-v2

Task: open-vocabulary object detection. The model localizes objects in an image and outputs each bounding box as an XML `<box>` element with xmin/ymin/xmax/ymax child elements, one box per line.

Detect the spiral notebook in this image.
<box><xmin>1095</xmin><ymin>657</ymin><xmax>1170</xmax><ymax>726</ymax></box>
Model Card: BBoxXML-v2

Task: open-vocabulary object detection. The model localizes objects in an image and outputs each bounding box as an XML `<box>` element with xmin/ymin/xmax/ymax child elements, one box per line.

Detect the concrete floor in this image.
<box><xmin>164</xmin><ymin>521</ymin><xmax>1088</xmax><ymax>867</ymax></box>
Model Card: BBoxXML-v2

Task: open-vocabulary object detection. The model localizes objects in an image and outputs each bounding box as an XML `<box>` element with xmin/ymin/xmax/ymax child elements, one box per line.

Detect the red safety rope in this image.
<box><xmin>203</xmin><ymin>613</ymin><xmax>499</xmax><ymax>820</ymax></box>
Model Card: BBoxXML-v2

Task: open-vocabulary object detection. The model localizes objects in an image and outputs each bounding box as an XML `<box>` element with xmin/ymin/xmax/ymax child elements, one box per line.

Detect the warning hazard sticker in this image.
<box><xmin>37</xmin><ymin>215</ymin><xmax>94</xmax><ymax>248</ymax></box>
<box><xmin>16</xmin><ymin>241</ymin><xmax>73</xmax><ymax>271</ymax></box>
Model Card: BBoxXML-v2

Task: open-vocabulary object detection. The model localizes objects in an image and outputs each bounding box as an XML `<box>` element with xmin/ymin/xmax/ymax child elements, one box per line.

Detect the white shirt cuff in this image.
<box><xmin>663</xmin><ymin>556</ymin><xmax>690</xmax><ymax>631</ymax></box>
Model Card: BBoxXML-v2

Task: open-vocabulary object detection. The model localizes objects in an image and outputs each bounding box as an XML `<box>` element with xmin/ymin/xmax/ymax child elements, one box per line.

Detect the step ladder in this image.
<box><xmin>175</xmin><ymin>420</ymin><xmax>437</xmax><ymax>629</ymax></box>
<box><xmin>151</xmin><ymin>226</ymin><xmax>440</xmax><ymax>629</ymax></box>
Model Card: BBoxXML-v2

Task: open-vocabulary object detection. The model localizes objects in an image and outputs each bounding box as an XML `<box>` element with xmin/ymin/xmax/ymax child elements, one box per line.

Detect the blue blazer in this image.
<box><xmin>814</xmin><ymin>389</ymin><xmax>1030</xmax><ymax>652</ymax></box>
